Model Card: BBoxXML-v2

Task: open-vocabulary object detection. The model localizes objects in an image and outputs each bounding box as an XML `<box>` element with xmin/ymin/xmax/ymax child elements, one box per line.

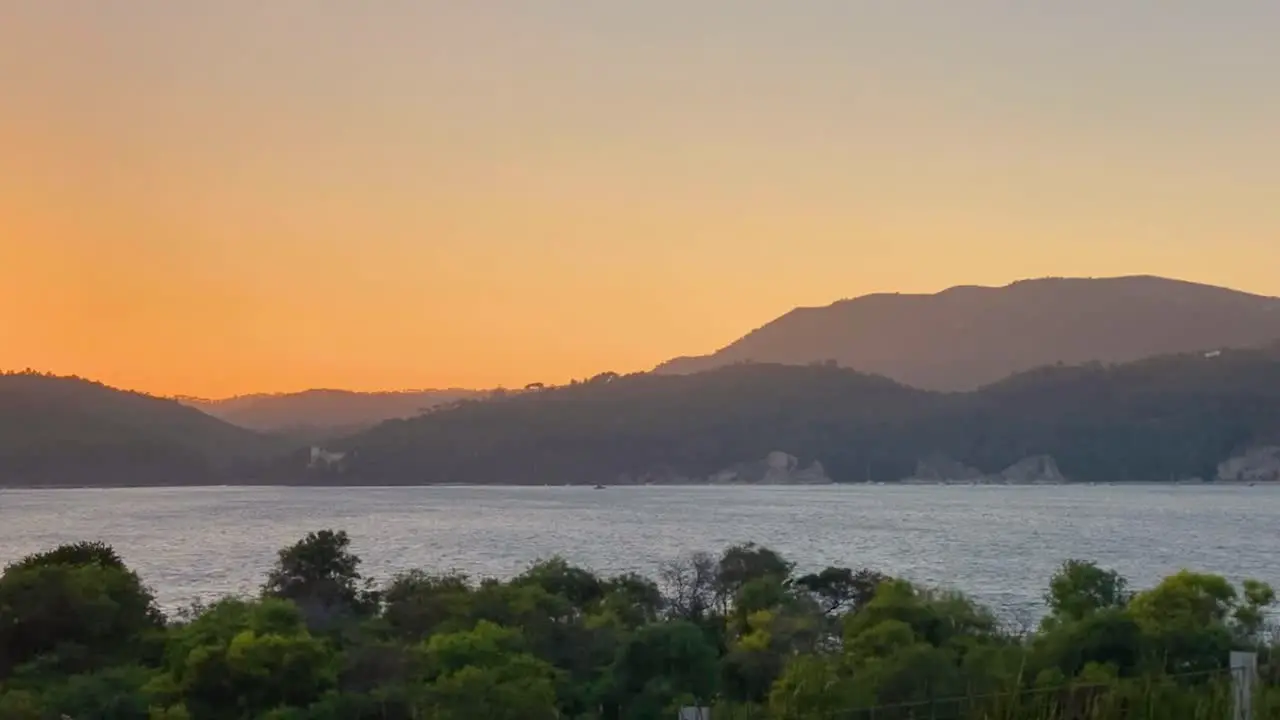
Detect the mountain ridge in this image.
<box><xmin>0</xmin><ymin>372</ymin><xmax>289</xmax><ymax>486</ymax></box>
<box><xmin>184</xmin><ymin>388</ymin><xmax>484</xmax><ymax>441</ymax></box>
<box><xmin>295</xmin><ymin>344</ymin><xmax>1280</xmax><ymax>486</ymax></box>
<box><xmin>9</xmin><ymin>346</ymin><xmax>1280</xmax><ymax>487</ymax></box>
<box><xmin>654</xmin><ymin>275</ymin><xmax>1280</xmax><ymax>391</ymax></box>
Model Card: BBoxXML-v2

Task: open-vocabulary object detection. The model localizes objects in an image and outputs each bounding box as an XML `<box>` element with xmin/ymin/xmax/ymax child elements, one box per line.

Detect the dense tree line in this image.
<box><xmin>324</xmin><ymin>347</ymin><xmax>1280</xmax><ymax>485</ymax></box>
<box><xmin>1</xmin><ymin>532</ymin><xmax>1277</xmax><ymax>718</ymax></box>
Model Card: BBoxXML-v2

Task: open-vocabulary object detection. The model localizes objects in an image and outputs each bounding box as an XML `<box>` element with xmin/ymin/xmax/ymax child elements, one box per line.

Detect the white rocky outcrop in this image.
<box><xmin>1216</xmin><ymin>446</ymin><xmax>1280</xmax><ymax>483</ymax></box>
<box><xmin>901</xmin><ymin>454</ymin><xmax>1066</xmax><ymax>484</ymax></box>
<box><xmin>708</xmin><ymin>451</ymin><xmax>832</xmax><ymax>485</ymax></box>
<box><xmin>308</xmin><ymin>446</ymin><xmax>347</xmax><ymax>470</ymax></box>
<box><xmin>995</xmin><ymin>455</ymin><xmax>1065</xmax><ymax>484</ymax></box>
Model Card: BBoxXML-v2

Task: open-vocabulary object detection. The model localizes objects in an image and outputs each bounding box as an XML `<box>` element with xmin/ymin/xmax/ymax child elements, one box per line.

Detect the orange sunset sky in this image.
<box><xmin>2</xmin><ymin>3</ymin><xmax>1278</xmax><ymax>398</ymax></box>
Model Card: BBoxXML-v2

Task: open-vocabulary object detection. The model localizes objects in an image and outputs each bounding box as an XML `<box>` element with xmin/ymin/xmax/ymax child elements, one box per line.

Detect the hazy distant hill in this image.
<box><xmin>0</xmin><ymin>372</ymin><xmax>288</xmax><ymax>486</ymax></box>
<box><xmin>186</xmin><ymin>388</ymin><xmax>482</xmax><ymax>440</ymax></box>
<box><xmin>654</xmin><ymin>276</ymin><xmax>1280</xmax><ymax>391</ymax></box>
<box><xmin>283</xmin><ymin>345</ymin><xmax>1280</xmax><ymax>486</ymax></box>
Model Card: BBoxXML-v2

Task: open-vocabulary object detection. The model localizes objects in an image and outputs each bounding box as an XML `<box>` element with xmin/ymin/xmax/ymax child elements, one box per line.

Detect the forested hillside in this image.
<box><xmin>313</xmin><ymin>345</ymin><xmax>1280</xmax><ymax>485</ymax></box>
<box><xmin>11</xmin><ymin>342</ymin><xmax>1280</xmax><ymax>487</ymax></box>
<box><xmin>0</xmin><ymin>372</ymin><xmax>288</xmax><ymax>486</ymax></box>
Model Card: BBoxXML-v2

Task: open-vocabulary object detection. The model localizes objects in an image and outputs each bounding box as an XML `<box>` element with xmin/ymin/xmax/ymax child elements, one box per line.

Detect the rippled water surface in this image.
<box><xmin>2</xmin><ymin>484</ymin><xmax>1277</xmax><ymax>618</ymax></box>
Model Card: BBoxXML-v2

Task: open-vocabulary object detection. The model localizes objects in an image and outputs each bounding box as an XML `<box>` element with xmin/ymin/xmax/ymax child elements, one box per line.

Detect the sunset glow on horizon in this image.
<box><xmin>3</xmin><ymin>2</ymin><xmax>1278</xmax><ymax>398</ymax></box>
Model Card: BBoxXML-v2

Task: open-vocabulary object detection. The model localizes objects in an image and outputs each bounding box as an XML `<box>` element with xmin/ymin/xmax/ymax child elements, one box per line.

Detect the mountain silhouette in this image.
<box><xmin>0</xmin><ymin>372</ymin><xmax>287</xmax><ymax>486</ymax></box>
<box><xmin>654</xmin><ymin>276</ymin><xmax>1280</xmax><ymax>391</ymax></box>
<box><xmin>185</xmin><ymin>388</ymin><xmax>482</xmax><ymax>441</ymax></box>
<box><xmin>313</xmin><ymin>345</ymin><xmax>1280</xmax><ymax>486</ymax></box>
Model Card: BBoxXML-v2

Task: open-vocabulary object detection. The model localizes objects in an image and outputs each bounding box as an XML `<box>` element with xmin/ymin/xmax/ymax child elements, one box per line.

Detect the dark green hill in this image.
<box><xmin>306</xmin><ymin>365</ymin><xmax>936</xmax><ymax>485</ymax></box>
<box><xmin>308</xmin><ymin>347</ymin><xmax>1280</xmax><ymax>485</ymax></box>
<box><xmin>0</xmin><ymin>372</ymin><xmax>290</xmax><ymax>486</ymax></box>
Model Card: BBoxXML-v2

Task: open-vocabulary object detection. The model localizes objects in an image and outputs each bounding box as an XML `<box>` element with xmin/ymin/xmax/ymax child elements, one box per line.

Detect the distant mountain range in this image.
<box><xmin>183</xmin><ymin>389</ymin><xmax>482</xmax><ymax>441</ymax></box>
<box><xmin>655</xmin><ymin>276</ymin><xmax>1280</xmax><ymax>391</ymax></box>
<box><xmin>306</xmin><ymin>344</ymin><xmax>1280</xmax><ymax>486</ymax></box>
<box><xmin>8</xmin><ymin>275</ymin><xmax>1280</xmax><ymax>487</ymax></box>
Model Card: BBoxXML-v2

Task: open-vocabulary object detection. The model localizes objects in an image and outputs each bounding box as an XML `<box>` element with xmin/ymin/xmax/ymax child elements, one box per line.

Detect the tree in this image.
<box><xmin>844</xmin><ymin>580</ymin><xmax>1002</xmax><ymax>651</ymax></box>
<box><xmin>156</xmin><ymin>598</ymin><xmax>338</xmax><ymax>719</ymax></box>
<box><xmin>1233</xmin><ymin>579</ymin><xmax>1276</xmax><ymax>641</ymax></box>
<box><xmin>1043</xmin><ymin>560</ymin><xmax>1130</xmax><ymax>626</ymax></box>
<box><xmin>718</xmin><ymin>568</ymin><xmax>811</xmax><ymax>702</ymax></box>
<box><xmin>658</xmin><ymin>552</ymin><xmax>718</xmax><ymax>622</ymax></box>
<box><xmin>838</xmin><ymin>580</ymin><xmax>1017</xmax><ymax>706</ymax></box>
<box><xmin>26</xmin><ymin>664</ymin><xmax>157</xmax><ymax>720</ymax></box>
<box><xmin>768</xmin><ymin>655</ymin><xmax>865</xmax><ymax>720</ymax></box>
<box><xmin>723</xmin><ymin>608</ymin><xmax>788</xmax><ymax>704</ymax></box>
<box><xmin>1030</xmin><ymin>607</ymin><xmax>1145</xmax><ymax>680</ymax></box>
<box><xmin>794</xmin><ymin>566</ymin><xmax>886</xmax><ymax>616</ymax></box>
<box><xmin>1128</xmin><ymin>571</ymin><xmax>1236</xmax><ymax>633</ymax></box>
<box><xmin>381</xmin><ymin>569</ymin><xmax>472</xmax><ymax>642</ymax></box>
<box><xmin>716</xmin><ymin>543</ymin><xmax>793</xmax><ymax>601</ymax></box>
<box><xmin>598</xmin><ymin>572</ymin><xmax>665</xmax><ymax>629</ymax></box>
<box><xmin>605</xmin><ymin>620</ymin><xmax>719</xmax><ymax>719</ymax></box>
<box><xmin>0</xmin><ymin>689</ymin><xmax>43</xmax><ymax>720</ymax></box>
<box><xmin>7</xmin><ymin>540</ymin><xmax>127</xmax><ymax>572</ymax></box>
<box><xmin>514</xmin><ymin>556</ymin><xmax>605</xmax><ymax>611</ymax></box>
<box><xmin>419</xmin><ymin>622</ymin><xmax>560</xmax><ymax>720</ymax></box>
<box><xmin>7</xmin><ymin>533</ymin><xmax>1280</xmax><ymax>720</ymax></box>
<box><xmin>1125</xmin><ymin>571</ymin><xmax>1276</xmax><ymax>673</ymax></box>
<box><xmin>0</xmin><ymin>543</ymin><xmax>163</xmax><ymax>679</ymax></box>
<box><xmin>263</xmin><ymin>530</ymin><xmax>377</xmax><ymax>628</ymax></box>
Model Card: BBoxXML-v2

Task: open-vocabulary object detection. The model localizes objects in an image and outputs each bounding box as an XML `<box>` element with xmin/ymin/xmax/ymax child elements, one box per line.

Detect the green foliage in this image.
<box><xmin>598</xmin><ymin>572</ymin><xmax>665</xmax><ymax>629</ymax></box>
<box><xmin>1030</xmin><ymin>607</ymin><xmax>1146</xmax><ymax>680</ymax></box>
<box><xmin>1126</xmin><ymin>570</ymin><xmax>1248</xmax><ymax>673</ymax></box>
<box><xmin>717</xmin><ymin>543</ymin><xmax>794</xmax><ymax>599</ymax></box>
<box><xmin>419</xmin><ymin>622</ymin><xmax>560</xmax><ymax>720</ymax></box>
<box><xmin>382</xmin><ymin>569</ymin><xmax>473</xmax><ymax>641</ymax></box>
<box><xmin>263</xmin><ymin>529</ymin><xmax>378</xmax><ymax>627</ymax></box>
<box><xmin>3</xmin><ymin>530</ymin><xmax>1277</xmax><ymax>719</ymax></box>
<box><xmin>515</xmin><ymin>556</ymin><xmax>606</xmax><ymax>609</ymax></box>
<box><xmin>155</xmin><ymin>597</ymin><xmax>338</xmax><ymax>718</ymax></box>
<box><xmin>836</xmin><ymin>580</ymin><xmax>1020</xmax><ymax>707</ymax></box>
<box><xmin>0</xmin><ymin>542</ymin><xmax>164</xmax><ymax>679</ymax></box>
<box><xmin>794</xmin><ymin>566</ymin><xmax>886</xmax><ymax>616</ymax></box>
<box><xmin>24</xmin><ymin>665</ymin><xmax>157</xmax><ymax>720</ymax></box>
<box><xmin>1043</xmin><ymin>559</ymin><xmax>1130</xmax><ymax>626</ymax></box>
<box><xmin>607</xmin><ymin>620</ymin><xmax>721</xmax><ymax>719</ymax></box>
<box><xmin>8</xmin><ymin>540</ymin><xmax>128</xmax><ymax>572</ymax></box>
<box><xmin>0</xmin><ymin>689</ymin><xmax>43</xmax><ymax>720</ymax></box>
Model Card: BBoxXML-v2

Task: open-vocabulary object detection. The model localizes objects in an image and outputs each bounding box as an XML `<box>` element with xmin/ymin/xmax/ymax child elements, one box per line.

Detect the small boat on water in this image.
<box><xmin>593</xmin><ymin>484</ymin><xmax>607</xmax><ymax>490</ymax></box>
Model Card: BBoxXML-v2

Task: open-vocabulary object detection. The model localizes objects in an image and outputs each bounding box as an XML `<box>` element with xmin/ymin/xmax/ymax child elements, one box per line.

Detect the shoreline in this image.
<box><xmin>0</xmin><ymin>479</ymin><xmax>1273</xmax><ymax>490</ymax></box>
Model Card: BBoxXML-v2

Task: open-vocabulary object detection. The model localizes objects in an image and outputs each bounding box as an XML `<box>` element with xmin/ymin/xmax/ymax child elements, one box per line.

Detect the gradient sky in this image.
<box><xmin>3</xmin><ymin>2</ymin><xmax>1278</xmax><ymax>397</ymax></box>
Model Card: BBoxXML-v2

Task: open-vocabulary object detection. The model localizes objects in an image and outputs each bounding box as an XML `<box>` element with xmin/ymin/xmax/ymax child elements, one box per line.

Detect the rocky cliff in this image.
<box><xmin>903</xmin><ymin>454</ymin><xmax>1067</xmax><ymax>484</ymax></box>
<box><xmin>1216</xmin><ymin>446</ymin><xmax>1280</xmax><ymax>483</ymax></box>
<box><xmin>708</xmin><ymin>451</ymin><xmax>832</xmax><ymax>485</ymax></box>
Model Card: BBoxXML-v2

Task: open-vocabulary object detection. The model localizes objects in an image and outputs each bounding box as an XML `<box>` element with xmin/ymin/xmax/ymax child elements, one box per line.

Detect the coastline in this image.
<box><xmin>0</xmin><ymin>478</ymin><xmax>1272</xmax><ymax>490</ymax></box>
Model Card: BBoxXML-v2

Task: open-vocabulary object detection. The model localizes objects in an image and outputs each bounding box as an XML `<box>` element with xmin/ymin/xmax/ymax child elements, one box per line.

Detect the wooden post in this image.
<box><xmin>1231</xmin><ymin>650</ymin><xmax>1257</xmax><ymax>720</ymax></box>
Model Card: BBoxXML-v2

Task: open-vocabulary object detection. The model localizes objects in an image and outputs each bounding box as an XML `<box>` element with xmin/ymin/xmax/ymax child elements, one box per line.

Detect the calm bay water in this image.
<box><xmin>1</xmin><ymin>484</ymin><xmax>1276</xmax><ymax>619</ymax></box>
